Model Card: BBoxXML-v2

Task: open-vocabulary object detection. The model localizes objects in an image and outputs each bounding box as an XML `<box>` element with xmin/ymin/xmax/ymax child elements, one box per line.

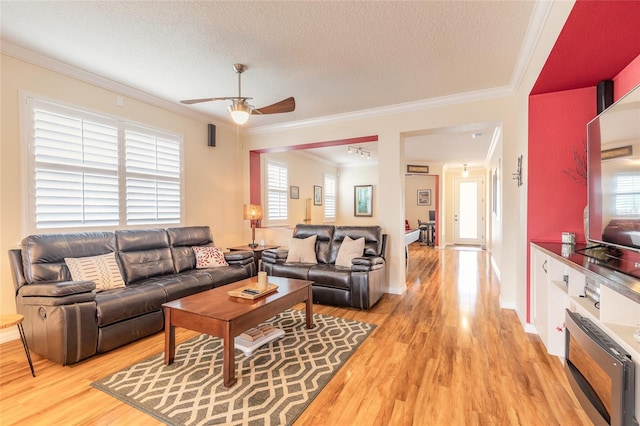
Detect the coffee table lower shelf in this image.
<box><xmin>235</xmin><ymin>328</ymin><xmax>285</xmax><ymax>356</ymax></box>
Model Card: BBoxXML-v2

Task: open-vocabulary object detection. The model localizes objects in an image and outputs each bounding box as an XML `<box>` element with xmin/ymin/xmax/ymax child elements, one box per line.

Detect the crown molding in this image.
<box><xmin>0</xmin><ymin>39</ymin><xmax>231</xmax><ymax>128</ymax></box>
<box><xmin>508</xmin><ymin>0</ymin><xmax>555</xmax><ymax>92</ymax></box>
<box><xmin>247</xmin><ymin>85</ymin><xmax>514</xmax><ymax>135</ymax></box>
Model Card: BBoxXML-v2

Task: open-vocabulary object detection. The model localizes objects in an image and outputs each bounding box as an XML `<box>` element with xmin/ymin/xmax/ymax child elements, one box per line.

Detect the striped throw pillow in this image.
<box><xmin>65</xmin><ymin>252</ymin><xmax>125</xmax><ymax>291</ymax></box>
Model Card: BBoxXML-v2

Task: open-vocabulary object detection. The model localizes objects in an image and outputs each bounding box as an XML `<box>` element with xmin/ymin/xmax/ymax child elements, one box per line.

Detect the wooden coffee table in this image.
<box><xmin>162</xmin><ymin>276</ymin><xmax>313</xmax><ymax>387</ymax></box>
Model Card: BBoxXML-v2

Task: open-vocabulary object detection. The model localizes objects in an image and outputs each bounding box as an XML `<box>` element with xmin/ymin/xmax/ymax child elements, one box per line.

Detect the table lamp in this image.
<box><xmin>243</xmin><ymin>204</ymin><xmax>263</xmax><ymax>248</ymax></box>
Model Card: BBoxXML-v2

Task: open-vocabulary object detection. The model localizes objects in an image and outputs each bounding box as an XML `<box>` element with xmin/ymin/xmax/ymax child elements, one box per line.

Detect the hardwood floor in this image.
<box><xmin>0</xmin><ymin>245</ymin><xmax>590</xmax><ymax>425</ymax></box>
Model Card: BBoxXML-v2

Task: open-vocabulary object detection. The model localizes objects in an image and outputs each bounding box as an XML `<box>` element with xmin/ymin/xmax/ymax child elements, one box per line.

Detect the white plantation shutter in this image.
<box><xmin>324</xmin><ymin>173</ymin><xmax>336</xmax><ymax>221</ymax></box>
<box><xmin>32</xmin><ymin>102</ymin><xmax>119</xmax><ymax>228</ymax></box>
<box><xmin>24</xmin><ymin>96</ymin><xmax>183</xmax><ymax>232</ymax></box>
<box><xmin>125</xmin><ymin>127</ymin><xmax>181</xmax><ymax>225</ymax></box>
<box><xmin>267</xmin><ymin>160</ymin><xmax>288</xmax><ymax>222</ymax></box>
<box><xmin>614</xmin><ymin>174</ymin><xmax>640</xmax><ymax>215</ymax></box>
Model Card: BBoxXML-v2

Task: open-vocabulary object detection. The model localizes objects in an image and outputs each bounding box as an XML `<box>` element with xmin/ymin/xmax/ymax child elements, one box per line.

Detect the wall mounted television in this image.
<box><xmin>586</xmin><ymin>83</ymin><xmax>640</xmax><ymax>279</ymax></box>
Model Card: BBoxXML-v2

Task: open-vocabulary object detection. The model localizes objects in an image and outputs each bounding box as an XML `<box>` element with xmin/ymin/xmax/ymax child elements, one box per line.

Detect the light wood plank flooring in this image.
<box><xmin>0</xmin><ymin>245</ymin><xmax>590</xmax><ymax>425</ymax></box>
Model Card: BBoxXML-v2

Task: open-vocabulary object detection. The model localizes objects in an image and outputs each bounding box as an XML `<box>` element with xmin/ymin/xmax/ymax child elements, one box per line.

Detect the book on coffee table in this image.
<box><xmin>239</xmin><ymin>324</ymin><xmax>275</xmax><ymax>341</ymax></box>
<box><xmin>235</xmin><ymin>323</ymin><xmax>285</xmax><ymax>357</ymax></box>
<box><xmin>227</xmin><ymin>283</ymin><xmax>278</xmax><ymax>300</ymax></box>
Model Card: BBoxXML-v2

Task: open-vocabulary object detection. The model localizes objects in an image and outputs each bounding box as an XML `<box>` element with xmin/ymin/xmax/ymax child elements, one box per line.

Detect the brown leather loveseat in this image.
<box><xmin>8</xmin><ymin>226</ymin><xmax>254</xmax><ymax>365</ymax></box>
<box><xmin>261</xmin><ymin>224</ymin><xmax>386</xmax><ymax>309</ymax></box>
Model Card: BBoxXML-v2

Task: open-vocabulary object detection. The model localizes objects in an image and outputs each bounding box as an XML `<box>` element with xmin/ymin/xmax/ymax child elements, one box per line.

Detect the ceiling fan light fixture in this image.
<box><xmin>228</xmin><ymin>102</ymin><xmax>251</xmax><ymax>125</ymax></box>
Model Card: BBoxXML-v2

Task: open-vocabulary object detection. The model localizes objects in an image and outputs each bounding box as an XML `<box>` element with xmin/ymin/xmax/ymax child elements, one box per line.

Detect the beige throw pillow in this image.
<box><xmin>286</xmin><ymin>235</ymin><xmax>318</xmax><ymax>264</ymax></box>
<box><xmin>335</xmin><ymin>236</ymin><xmax>365</xmax><ymax>267</ymax></box>
<box><xmin>65</xmin><ymin>252</ymin><xmax>126</xmax><ymax>292</ymax></box>
<box><xmin>193</xmin><ymin>246</ymin><xmax>229</xmax><ymax>268</ymax></box>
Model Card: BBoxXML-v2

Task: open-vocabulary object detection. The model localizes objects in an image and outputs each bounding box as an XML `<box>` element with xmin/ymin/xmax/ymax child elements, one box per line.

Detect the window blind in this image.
<box><xmin>324</xmin><ymin>173</ymin><xmax>336</xmax><ymax>221</ymax></box>
<box><xmin>614</xmin><ymin>174</ymin><xmax>640</xmax><ymax>215</ymax></box>
<box><xmin>26</xmin><ymin>96</ymin><xmax>182</xmax><ymax>231</ymax></box>
<box><xmin>32</xmin><ymin>104</ymin><xmax>120</xmax><ymax>228</ymax></box>
<box><xmin>266</xmin><ymin>160</ymin><xmax>288</xmax><ymax>221</ymax></box>
<box><xmin>125</xmin><ymin>127</ymin><xmax>181</xmax><ymax>225</ymax></box>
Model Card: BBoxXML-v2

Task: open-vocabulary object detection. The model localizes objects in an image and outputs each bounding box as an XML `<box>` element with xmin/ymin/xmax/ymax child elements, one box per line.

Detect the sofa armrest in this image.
<box><xmin>351</xmin><ymin>256</ymin><xmax>385</xmax><ymax>272</ymax></box>
<box><xmin>16</xmin><ymin>281</ymin><xmax>98</xmax><ymax>365</ymax></box>
<box><xmin>18</xmin><ymin>281</ymin><xmax>96</xmax><ymax>305</ymax></box>
<box><xmin>262</xmin><ymin>248</ymin><xmax>289</xmax><ymax>264</ymax></box>
<box><xmin>224</xmin><ymin>250</ymin><xmax>254</xmax><ymax>262</ymax></box>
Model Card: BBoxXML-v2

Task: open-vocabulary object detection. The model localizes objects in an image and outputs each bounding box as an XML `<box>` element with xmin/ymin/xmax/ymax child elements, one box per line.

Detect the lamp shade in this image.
<box><xmin>228</xmin><ymin>102</ymin><xmax>251</xmax><ymax>125</ymax></box>
<box><xmin>243</xmin><ymin>204</ymin><xmax>263</xmax><ymax>220</ymax></box>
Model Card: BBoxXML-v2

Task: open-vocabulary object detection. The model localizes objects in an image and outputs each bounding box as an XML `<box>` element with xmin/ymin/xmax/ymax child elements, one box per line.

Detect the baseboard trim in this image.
<box><xmin>0</xmin><ymin>328</ymin><xmax>20</xmax><ymax>344</ymax></box>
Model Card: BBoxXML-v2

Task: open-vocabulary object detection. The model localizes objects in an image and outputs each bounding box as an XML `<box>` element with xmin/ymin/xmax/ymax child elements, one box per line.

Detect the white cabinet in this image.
<box><xmin>530</xmin><ymin>248</ymin><xmax>550</xmax><ymax>348</ymax></box>
<box><xmin>547</xmin><ymin>280</ymin><xmax>570</xmax><ymax>356</ymax></box>
<box><xmin>529</xmin><ymin>244</ymin><xmax>579</xmax><ymax>358</ymax></box>
<box><xmin>531</xmin><ymin>242</ymin><xmax>640</xmax><ymax>418</ymax></box>
<box><xmin>530</xmin><ymin>242</ymin><xmax>640</xmax><ymax>361</ymax></box>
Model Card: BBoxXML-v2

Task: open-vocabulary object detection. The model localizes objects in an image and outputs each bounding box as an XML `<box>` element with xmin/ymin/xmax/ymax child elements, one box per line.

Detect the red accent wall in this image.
<box><xmin>614</xmin><ymin>54</ymin><xmax>640</xmax><ymax>99</ymax></box>
<box><xmin>528</xmin><ymin>87</ymin><xmax>595</xmax><ymax>244</ymax></box>
<box><xmin>525</xmin><ymin>2</ymin><xmax>640</xmax><ymax>324</ymax></box>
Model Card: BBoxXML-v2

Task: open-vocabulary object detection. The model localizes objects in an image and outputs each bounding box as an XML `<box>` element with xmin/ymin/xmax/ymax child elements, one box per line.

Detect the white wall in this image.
<box><xmin>337</xmin><ymin>164</ymin><xmax>379</xmax><ymax>225</ymax></box>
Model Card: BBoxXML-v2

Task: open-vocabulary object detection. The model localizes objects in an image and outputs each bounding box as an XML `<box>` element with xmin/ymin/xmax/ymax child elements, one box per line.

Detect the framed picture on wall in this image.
<box><xmin>354</xmin><ymin>185</ymin><xmax>373</xmax><ymax>217</ymax></box>
<box><xmin>314</xmin><ymin>185</ymin><xmax>322</xmax><ymax>206</ymax></box>
<box><xmin>290</xmin><ymin>185</ymin><xmax>299</xmax><ymax>199</ymax></box>
<box><xmin>417</xmin><ymin>189</ymin><xmax>431</xmax><ymax>206</ymax></box>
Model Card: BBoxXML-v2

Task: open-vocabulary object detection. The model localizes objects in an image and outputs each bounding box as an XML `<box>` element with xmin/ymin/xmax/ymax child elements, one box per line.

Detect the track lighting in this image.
<box><xmin>347</xmin><ymin>146</ymin><xmax>372</xmax><ymax>159</ymax></box>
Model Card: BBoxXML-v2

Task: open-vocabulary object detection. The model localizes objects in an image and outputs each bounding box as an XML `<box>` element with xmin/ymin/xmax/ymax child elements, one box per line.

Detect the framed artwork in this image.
<box><xmin>417</xmin><ymin>189</ymin><xmax>431</xmax><ymax>206</ymax></box>
<box><xmin>407</xmin><ymin>164</ymin><xmax>429</xmax><ymax>174</ymax></box>
<box><xmin>313</xmin><ymin>185</ymin><xmax>322</xmax><ymax>206</ymax></box>
<box><xmin>290</xmin><ymin>185</ymin><xmax>299</xmax><ymax>199</ymax></box>
<box><xmin>354</xmin><ymin>185</ymin><xmax>373</xmax><ymax>217</ymax></box>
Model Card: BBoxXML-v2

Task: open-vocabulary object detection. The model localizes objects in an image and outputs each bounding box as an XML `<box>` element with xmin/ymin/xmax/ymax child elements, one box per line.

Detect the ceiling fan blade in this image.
<box><xmin>180</xmin><ymin>97</ymin><xmax>231</xmax><ymax>105</ymax></box>
<box><xmin>254</xmin><ymin>97</ymin><xmax>295</xmax><ymax>115</ymax></box>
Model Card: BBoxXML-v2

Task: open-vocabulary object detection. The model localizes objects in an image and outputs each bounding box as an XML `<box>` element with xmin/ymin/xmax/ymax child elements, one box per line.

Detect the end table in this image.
<box><xmin>228</xmin><ymin>244</ymin><xmax>279</xmax><ymax>271</ymax></box>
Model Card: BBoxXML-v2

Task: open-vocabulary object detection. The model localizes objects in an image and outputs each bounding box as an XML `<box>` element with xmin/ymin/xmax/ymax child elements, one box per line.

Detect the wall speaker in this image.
<box><xmin>596</xmin><ymin>80</ymin><xmax>613</xmax><ymax>114</ymax></box>
<box><xmin>208</xmin><ymin>123</ymin><xmax>216</xmax><ymax>147</ymax></box>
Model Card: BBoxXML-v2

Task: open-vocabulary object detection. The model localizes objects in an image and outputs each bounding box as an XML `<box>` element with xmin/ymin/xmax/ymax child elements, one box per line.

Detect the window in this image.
<box><xmin>613</xmin><ymin>173</ymin><xmax>640</xmax><ymax>216</ymax></box>
<box><xmin>23</xmin><ymin>95</ymin><xmax>182</xmax><ymax>232</ymax></box>
<box><xmin>266</xmin><ymin>160</ymin><xmax>288</xmax><ymax>222</ymax></box>
<box><xmin>324</xmin><ymin>173</ymin><xmax>336</xmax><ymax>221</ymax></box>
<box><xmin>124</xmin><ymin>125</ymin><xmax>181</xmax><ymax>225</ymax></box>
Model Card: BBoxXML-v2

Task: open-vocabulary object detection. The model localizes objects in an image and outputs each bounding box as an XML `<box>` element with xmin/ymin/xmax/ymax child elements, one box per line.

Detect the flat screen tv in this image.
<box><xmin>586</xmin><ymin>83</ymin><xmax>640</xmax><ymax>279</ymax></box>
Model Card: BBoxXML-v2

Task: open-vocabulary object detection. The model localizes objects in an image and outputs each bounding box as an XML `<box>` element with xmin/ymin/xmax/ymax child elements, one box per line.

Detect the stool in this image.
<box><xmin>0</xmin><ymin>314</ymin><xmax>36</xmax><ymax>377</ymax></box>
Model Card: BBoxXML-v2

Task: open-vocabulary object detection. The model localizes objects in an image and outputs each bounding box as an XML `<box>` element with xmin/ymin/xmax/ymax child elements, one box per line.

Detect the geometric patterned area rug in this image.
<box><xmin>92</xmin><ymin>309</ymin><xmax>375</xmax><ymax>425</ymax></box>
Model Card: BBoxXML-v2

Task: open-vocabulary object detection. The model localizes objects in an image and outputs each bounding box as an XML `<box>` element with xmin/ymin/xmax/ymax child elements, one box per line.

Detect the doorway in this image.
<box><xmin>453</xmin><ymin>176</ymin><xmax>484</xmax><ymax>246</ymax></box>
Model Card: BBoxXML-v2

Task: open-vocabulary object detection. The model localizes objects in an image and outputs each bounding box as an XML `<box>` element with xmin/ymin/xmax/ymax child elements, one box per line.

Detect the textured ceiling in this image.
<box><xmin>1</xmin><ymin>0</ymin><xmax>538</xmax><ymax>167</ymax></box>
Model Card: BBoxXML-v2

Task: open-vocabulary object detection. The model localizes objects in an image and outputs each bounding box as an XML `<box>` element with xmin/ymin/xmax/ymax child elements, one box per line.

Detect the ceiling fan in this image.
<box><xmin>180</xmin><ymin>63</ymin><xmax>295</xmax><ymax>125</ymax></box>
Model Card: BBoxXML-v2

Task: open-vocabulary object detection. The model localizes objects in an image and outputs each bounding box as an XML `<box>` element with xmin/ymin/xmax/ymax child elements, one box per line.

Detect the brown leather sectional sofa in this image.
<box><xmin>8</xmin><ymin>226</ymin><xmax>255</xmax><ymax>365</ymax></box>
<box><xmin>261</xmin><ymin>224</ymin><xmax>387</xmax><ymax>309</ymax></box>
<box><xmin>602</xmin><ymin>219</ymin><xmax>640</xmax><ymax>248</ymax></box>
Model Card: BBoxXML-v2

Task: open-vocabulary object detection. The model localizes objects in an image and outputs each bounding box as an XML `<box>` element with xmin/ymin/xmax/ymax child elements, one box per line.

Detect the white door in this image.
<box><xmin>453</xmin><ymin>176</ymin><xmax>484</xmax><ymax>245</ymax></box>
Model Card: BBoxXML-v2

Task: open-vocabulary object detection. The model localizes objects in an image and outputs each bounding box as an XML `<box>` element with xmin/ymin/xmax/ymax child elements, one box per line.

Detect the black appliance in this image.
<box><xmin>564</xmin><ymin>310</ymin><xmax>636</xmax><ymax>425</ymax></box>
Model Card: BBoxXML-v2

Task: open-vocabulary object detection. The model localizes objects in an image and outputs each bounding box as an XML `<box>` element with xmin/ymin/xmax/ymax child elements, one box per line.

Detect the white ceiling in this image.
<box><xmin>0</xmin><ymin>1</ymin><xmax>541</xmax><ymax>168</ymax></box>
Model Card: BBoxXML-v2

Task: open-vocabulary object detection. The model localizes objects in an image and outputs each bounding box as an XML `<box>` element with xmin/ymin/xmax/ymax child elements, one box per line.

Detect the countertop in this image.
<box><xmin>531</xmin><ymin>241</ymin><xmax>640</xmax><ymax>304</ymax></box>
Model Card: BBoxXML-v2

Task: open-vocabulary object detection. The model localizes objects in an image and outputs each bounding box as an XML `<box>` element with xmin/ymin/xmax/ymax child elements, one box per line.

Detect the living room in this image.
<box><xmin>1</xmin><ymin>1</ymin><xmax>640</xmax><ymax>424</ymax></box>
